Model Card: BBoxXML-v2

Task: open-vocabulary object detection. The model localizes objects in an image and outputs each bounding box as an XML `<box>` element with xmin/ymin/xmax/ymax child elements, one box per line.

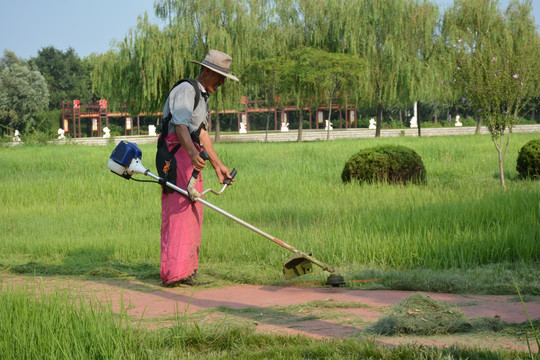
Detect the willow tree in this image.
<box><xmin>296</xmin><ymin>0</ymin><xmax>349</xmax><ymax>52</ymax></box>
<box><xmin>334</xmin><ymin>0</ymin><xmax>441</xmax><ymax>137</ymax></box>
<box><xmin>153</xmin><ymin>0</ymin><xmax>293</xmax><ymax>136</ymax></box>
<box><xmin>444</xmin><ymin>0</ymin><xmax>540</xmax><ymax>189</ymax></box>
<box><xmin>408</xmin><ymin>1</ymin><xmax>444</xmax><ymax>134</ymax></box>
<box><xmin>91</xmin><ymin>13</ymin><xmax>191</xmax><ymax>115</ymax></box>
<box><xmin>442</xmin><ymin>0</ymin><xmax>503</xmax><ymax>134</ymax></box>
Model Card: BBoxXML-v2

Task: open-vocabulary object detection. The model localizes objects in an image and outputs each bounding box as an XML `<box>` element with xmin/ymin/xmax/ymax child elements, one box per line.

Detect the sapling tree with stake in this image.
<box><xmin>285</xmin><ymin>47</ymin><xmax>364</xmax><ymax>140</ymax></box>
<box><xmin>445</xmin><ymin>0</ymin><xmax>540</xmax><ymax>189</ymax></box>
<box><xmin>242</xmin><ymin>57</ymin><xmax>286</xmax><ymax>141</ymax></box>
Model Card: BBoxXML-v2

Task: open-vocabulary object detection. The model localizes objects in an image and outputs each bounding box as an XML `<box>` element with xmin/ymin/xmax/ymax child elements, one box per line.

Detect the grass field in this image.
<box><xmin>1</xmin><ymin>133</ymin><xmax>539</xmax><ymax>294</ymax></box>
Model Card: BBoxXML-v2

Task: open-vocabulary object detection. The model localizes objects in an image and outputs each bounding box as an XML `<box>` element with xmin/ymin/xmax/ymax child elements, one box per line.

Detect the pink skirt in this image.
<box><xmin>160</xmin><ymin>133</ymin><xmax>204</xmax><ymax>284</ymax></box>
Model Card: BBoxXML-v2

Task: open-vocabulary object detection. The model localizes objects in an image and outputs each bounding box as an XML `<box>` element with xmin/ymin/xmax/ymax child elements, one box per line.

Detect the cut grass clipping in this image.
<box><xmin>369</xmin><ymin>293</ymin><xmax>472</xmax><ymax>335</ymax></box>
<box><xmin>368</xmin><ymin>293</ymin><xmax>539</xmax><ymax>339</ymax></box>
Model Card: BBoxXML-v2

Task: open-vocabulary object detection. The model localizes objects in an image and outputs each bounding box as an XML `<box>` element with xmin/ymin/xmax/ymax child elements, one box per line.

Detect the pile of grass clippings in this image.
<box><xmin>369</xmin><ymin>293</ymin><xmax>472</xmax><ymax>335</ymax></box>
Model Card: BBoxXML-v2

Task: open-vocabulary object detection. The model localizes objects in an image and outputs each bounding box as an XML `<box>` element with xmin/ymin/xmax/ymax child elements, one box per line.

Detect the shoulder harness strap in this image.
<box><xmin>161</xmin><ymin>78</ymin><xmax>202</xmax><ymax>137</ymax></box>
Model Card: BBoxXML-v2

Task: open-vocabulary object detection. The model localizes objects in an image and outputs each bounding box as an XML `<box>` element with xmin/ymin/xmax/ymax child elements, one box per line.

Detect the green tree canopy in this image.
<box><xmin>0</xmin><ymin>50</ymin><xmax>24</xmax><ymax>70</ymax></box>
<box><xmin>0</xmin><ymin>62</ymin><xmax>49</xmax><ymax>134</ymax></box>
<box><xmin>30</xmin><ymin>46</ymin><xmax>93</xmax><ymax>109</ymax></box>
<box><xmin>342</xmin><ymin>0</ymin><xmax>441</xmax><ymax>136</ymax></box>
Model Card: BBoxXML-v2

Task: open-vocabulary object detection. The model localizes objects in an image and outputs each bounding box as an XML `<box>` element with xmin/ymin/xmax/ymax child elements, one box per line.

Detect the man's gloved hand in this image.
<box><xmin>187</xmin><ymin>175</ymin><xmax>202</xmax><ymax>200</ymax></box>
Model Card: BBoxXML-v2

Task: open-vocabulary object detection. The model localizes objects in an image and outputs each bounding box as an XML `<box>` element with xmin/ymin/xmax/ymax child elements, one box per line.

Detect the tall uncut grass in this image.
<box><xmin>1</xmin><ymin>134</ymin><xmax>539</xmax><ymax>291</ymax></box>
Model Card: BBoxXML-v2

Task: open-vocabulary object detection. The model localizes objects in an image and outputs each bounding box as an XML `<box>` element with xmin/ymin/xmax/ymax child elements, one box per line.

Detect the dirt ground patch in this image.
<box><xmin>2</xmin><ymin>274</ymin><xmax>539</xmax><ymax>352</ymax></box>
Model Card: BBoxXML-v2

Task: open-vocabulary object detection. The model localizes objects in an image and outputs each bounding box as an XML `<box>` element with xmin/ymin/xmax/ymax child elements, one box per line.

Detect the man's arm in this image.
<box><xmin>174</xmin><ymin>124</ymin><xmax>206</xmax><ymax>171</ymax></box>
<box><xmin>199</xmin><ymin>128</ymin><xmax>233</xmax><ymax>184</ymax></box>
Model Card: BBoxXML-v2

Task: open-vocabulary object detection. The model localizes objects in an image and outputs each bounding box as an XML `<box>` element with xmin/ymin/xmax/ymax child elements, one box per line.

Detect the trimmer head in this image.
<box><xmin>326</xmin><ymin>274</ymin><xmax>346</xmax><ymax>287</ymax></box>
<box><xmin>283</xmin><ymin>252</ymin><xmax>346</xmax><ymax>287</ymax></box>
<box><xmin>283</xmin><ymin>253</ymin><xmax>314</xmax><ymax>279</ymax></box>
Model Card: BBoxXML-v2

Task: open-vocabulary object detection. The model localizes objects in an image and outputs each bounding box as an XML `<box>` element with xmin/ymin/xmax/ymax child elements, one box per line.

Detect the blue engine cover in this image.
<box><xmin>110</xmin><ymin>141</ymin><xmax>142</xmax><ymax>166</ymax></box>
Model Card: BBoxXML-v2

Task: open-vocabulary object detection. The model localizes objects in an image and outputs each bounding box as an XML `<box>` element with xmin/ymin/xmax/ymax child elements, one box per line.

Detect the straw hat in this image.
<box><xmin>191</xmin><ymin>50</ymin><xmax>239</xmax><ymax>82</ymax></box>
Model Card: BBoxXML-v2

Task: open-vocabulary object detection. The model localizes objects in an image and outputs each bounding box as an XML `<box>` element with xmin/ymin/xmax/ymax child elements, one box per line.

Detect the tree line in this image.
<box><xmin>91</xmin><ymin>0</ymin><xmax>539</xmax><ymax>136</ymax></box>
<box><xmin>1</xmin><ymin>0</ymin><xmax>539</xmax><ymax>144</ymax></box>
<box><xmin>0</xmin><ymin>47</ymin><xmax>93</xmax><ymax>138</ymax></box>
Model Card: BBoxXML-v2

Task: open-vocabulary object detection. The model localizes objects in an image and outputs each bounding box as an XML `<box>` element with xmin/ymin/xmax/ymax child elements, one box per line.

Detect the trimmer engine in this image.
<box><xmin>107</xmin><ymin>141</ymin><xmax>148</xmax><ymax>179</ymax></box>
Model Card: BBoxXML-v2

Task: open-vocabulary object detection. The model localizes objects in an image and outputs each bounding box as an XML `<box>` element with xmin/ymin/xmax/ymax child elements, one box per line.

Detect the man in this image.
<box><xmin>160</xmin><ymin>50</ymin><xmax>238</xmax><ymax>286</ymax></box>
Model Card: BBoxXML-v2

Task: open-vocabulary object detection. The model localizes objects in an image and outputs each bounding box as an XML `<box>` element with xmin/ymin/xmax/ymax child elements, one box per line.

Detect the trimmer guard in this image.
<box><xmin>283</xmin><ymin>253</ymin><xmax>314</xmax><ymax>279</ymax></box>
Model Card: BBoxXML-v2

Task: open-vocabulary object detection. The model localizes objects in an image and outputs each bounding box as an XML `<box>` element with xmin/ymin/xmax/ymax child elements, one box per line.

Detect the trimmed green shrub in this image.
<box><xmin>516</xmin><ymin>138</ymin><xmax>540</xmax><ymax>180</ymax></box>
<box><xmin>342</xmin><ymin>145</ymin><xmax>426</xmax><ymax>185</ymax></box>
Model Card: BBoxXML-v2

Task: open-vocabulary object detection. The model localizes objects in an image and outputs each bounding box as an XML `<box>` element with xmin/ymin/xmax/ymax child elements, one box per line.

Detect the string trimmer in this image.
<box><xmin>107</xmin><ymin>141</ymin><xmax>345</xmax><ymax>287</ymax></box>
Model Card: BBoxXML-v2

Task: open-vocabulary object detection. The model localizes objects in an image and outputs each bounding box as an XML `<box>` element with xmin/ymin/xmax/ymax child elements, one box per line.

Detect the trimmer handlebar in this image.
<box><xmin>201</xmin><ymin>167</ymin><xmax>237</xmax><ymax>196</ymax></box>
<box><xmin>190</xmin><ymin>150</ymin><xmax>236</xmax><ymax>187</ymax></box>
<box><xmin>224</xmin><ymin>168</ymin><xmax>237</xmax><ymax>186</ymax></box>
<box><xmin>188</xmin><ymin>150</ymin><xmax>237</xmax><ymax>199</ymax></box>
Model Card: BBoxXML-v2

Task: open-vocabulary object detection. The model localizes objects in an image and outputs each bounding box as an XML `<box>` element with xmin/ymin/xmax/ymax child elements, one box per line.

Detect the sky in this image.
<box><xmin>0</xmin><ymin>0</ymin><xmax>539</xmax><ymax>60</ymax></box>
<box><xmin>0</xmin><ymin>0</ymin><xmax>161</xmax><ymax>59</ymax></box>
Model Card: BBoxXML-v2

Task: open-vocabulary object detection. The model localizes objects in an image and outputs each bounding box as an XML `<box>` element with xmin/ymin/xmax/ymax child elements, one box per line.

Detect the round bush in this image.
<box><xmin>516</xmin><ymin>138</ymin><xmax>540</xmax><ymax>180</ymax></box>
<box><xmin>341</xmin><ymin>145</ymin><xmax>426</xmax><ymax>185</ymax></box>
